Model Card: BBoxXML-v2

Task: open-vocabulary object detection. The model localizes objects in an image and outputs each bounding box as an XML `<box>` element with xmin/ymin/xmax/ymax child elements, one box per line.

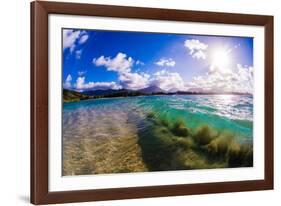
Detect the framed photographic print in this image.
<box><xmin>31</xmin><ymin>1</ymin><xmax>274</xmax><ymax>204</ymax></box>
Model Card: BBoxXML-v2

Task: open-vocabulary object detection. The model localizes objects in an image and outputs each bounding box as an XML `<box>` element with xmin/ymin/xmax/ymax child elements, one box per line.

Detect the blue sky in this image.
<box><xmin>63</xmin><ymin>29</ymin><xmax>253</xmax><ymax>93</ymax></box>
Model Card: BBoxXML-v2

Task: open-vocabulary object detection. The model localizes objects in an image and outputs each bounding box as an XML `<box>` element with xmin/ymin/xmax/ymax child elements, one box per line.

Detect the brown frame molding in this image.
<box><xmin>31</xmin><ymin>1</ymin><xmax>274</xmax><ymax>204</ymax></box>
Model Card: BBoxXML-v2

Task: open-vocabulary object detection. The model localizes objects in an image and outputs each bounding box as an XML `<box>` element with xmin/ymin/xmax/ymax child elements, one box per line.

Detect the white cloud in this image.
<box><xmin>155</xmin><ymin>58</ymin><xmax>176</xmax><ymax>67</ymax></box>
<box><xmin>192</xmin><ymin>50</ymin><xmax>206</xmax><ymax>60</ymax></box>
<box><xmin>186</xmin><ymin>64</ymin><xmax>253</xmax><ymax>94</ymax></box>
<box><xmin>136</xmin><ymin>60</ymin><xmax>145</xmax><ymax>65</ymax></box>
<box><xmin>93</xmin><ymin>52</ymin><xmax>149</xmax><ymax>90</ymax></box>
<box><xmin>63</xmin><ymin>30</ymin><xmax>80</xmax><ymax>52</ymax></box>
<box><xmin>119</xmin><ymin>72</ymin><xmax>150</xmax><ymax>90</ymax></box>
<box><xmin>63</xmin><ymin>29</ymin><xmax>89</xmax><ymax>53</ymax></box>
<box><xmin>75</xmin><ymin>76</ymin><xmax>122</xmax><ymax>90</ymax></box>
<box><xmin>75</xmin><ymin>76</ymin><xmax>85</xmax><ymax>90</ymax></box>
<box><xmin>184</xmin><ymin>39</ymin><xmax>208</xmax><ymax>60</ymax></box>
<box><xmin>93</xmin><ymin>53</ymin><xmax>133</xmax><ymax>74</ymax></box>
<box><xmin>150</xmin><ymin>70</ymin><xmax>185</xmax><ymax>92</ymax></box>
<box><xmin>66</xmin><ymin>74</ymin><xmax>72</xmax><ymax>82</ymax></box>
<box><xmin>79</xmin><ymin>34</ymin><xmax>89</xmax><ymax>44</ymax></box>
<box><xmin>75</xmin><ymin>50</ymin><xmax>82</xmax><ymax>59</ymax></box>
<box><xmin>63</xmin><ymin>74</ymin><xmax>72</xmax><ymax>89</ymax></box>
<box><xmin>77</xmin><ymin>70</ymin><xmax>87</xmax><ymax>76</ymax></box>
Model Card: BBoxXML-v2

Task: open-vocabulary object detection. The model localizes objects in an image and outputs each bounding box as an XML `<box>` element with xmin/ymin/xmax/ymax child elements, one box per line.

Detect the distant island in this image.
<box><xmin>63</xmin><ymin>86</ymin><xmax>251</xmax><ymax>102</ymax></box>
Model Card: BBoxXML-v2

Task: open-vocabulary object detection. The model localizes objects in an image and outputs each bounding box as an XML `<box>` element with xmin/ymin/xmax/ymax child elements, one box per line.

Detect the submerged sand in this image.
<box><xmin>63</xmin><ymin>107</ymin><xmax>148</xmax><ymax>175</ymax></box>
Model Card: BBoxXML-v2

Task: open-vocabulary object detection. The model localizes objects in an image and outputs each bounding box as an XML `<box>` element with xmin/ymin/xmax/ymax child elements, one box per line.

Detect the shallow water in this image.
<box><xmin>63</xmin><ymin>95</ymin><xmax>253</xmax><ymax>175</ymax></box>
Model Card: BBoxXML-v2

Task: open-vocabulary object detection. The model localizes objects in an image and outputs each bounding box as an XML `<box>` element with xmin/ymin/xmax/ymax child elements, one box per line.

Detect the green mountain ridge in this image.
<box><xmin>63</xmin><ymin>88</ymin><xmax>251</xmax><ymax>103</ymax></box>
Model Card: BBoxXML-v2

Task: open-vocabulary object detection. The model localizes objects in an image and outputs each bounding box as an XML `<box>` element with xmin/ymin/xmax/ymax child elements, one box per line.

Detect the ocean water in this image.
<box><xmin>63</xmin><ymin>95</ymin><xmax>253</xmax><ymax>175</ymax></box>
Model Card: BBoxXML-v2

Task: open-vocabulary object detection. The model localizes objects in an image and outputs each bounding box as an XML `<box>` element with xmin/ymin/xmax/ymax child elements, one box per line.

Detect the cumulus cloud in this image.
<box><xmin>154</xmin><ymin>58</ymin><xmax>176</xmax><ymax>67</ymax></box>
<box><xmin>63</xmin><ymin>73</ymin><xmax>122</xmax><ymax>91</ymax></box>
<box><xmin>192</xmin><ymin>50</ymin><xmax>206</xmax><ymax>60</ymax></box>
<box><xmin>186</xmin><ymin>64</ymin><xmax>253</xmax><ymax>93</ymax></box>
<box><xmin>93</xmin><ymin>53</ymin><xmax>133</xmax><ymax>74</ymax></box>
<box><xmin>63</xmin><ymin>29</ymin><xmax>89</xmax><ymax>53</ymax></box>
<box><xmin>63</xmin><ymin>74</ymin><xmax>72</xmax><ymax>89</ymax></box>
<box><xmin>150</xmin><ymin>70</ymin><xmax>185</xmax><ymax>92</ymax></box>
<box><xmin>93</xmin><ymin>52</ymin><xmax>149</xmax><ymax>90</ymax></box>
<box><xmin>93</xmin><ymin>54</ymin><xmax>182</xmax><ymax>91</ymax></box>
<box><xmin>184</xmin><ymin>39</ymin><xmax>208</xmax><ymax>60</ymax></box>
<box><xmin>75</xmin><ymin>76</ymin><xmax>122</xmax><ymax>90</ymax></box>
<box><xmin>119</xmin><ymin>72</ymin><xmax>150</xmax><ymax>90</ymax></box>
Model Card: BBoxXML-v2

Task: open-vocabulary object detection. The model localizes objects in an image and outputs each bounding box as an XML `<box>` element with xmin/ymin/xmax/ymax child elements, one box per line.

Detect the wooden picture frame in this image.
<box><xmin>31</xmin><ymin>1</ymin><xmax>274</xmax><ymax>204</ymax></box>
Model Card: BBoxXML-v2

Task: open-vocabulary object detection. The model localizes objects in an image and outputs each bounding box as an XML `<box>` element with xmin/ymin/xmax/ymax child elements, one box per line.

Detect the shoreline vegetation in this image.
<box><xmin>63</xmin><ymin>109</ymin><xmax>253</xmax><ymax>176</ymax></box>
<box><xmin>63</xmin><ymin>87</ymin><xmax>252</xmax><ymax>103</ymax></box>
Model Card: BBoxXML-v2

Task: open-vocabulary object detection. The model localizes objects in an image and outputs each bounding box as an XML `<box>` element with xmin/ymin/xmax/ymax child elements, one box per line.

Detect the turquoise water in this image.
<box><xmin>63</xmin><ymin>95</ymin><xmax>253</xmax><ymax>142</ymax></box>
<box><xmin>63</xmin><ymin>94</ymin><xmax>253</xmax><ymax>175</ymax></box>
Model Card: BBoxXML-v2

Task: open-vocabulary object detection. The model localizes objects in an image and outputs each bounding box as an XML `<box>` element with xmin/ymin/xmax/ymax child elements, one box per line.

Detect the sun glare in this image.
<box><xmin>211</xmin><ymin>49</ymin><xmax>231</xmax><ymax>72</ymax></box>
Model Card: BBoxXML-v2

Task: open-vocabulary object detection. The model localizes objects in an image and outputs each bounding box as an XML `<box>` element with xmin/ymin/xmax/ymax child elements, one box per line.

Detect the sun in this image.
<box><xmin>211</xmin><ymin>49</ymin><xmax>231</xmax><ymax>73</ymax></box>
